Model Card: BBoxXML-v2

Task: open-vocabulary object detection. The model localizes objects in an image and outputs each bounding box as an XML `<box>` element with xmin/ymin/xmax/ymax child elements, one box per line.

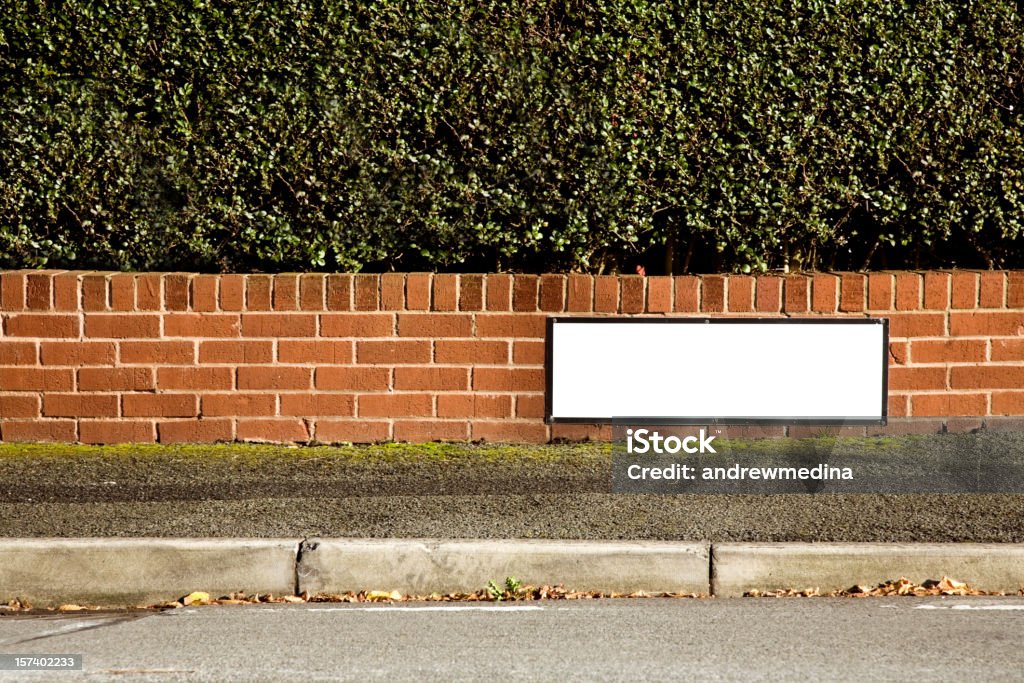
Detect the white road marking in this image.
<box><xmin>916</xmin><ymin>604</ymin><xmax>1024</xmax><ymax>611</ymax></box>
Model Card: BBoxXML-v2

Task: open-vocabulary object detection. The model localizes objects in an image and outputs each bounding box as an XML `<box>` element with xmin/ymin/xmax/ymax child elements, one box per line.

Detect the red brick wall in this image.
<box><xmin>0</xmin><ymin>270</ymin><xmax>1022</xmax><ymax>444</ymax></box>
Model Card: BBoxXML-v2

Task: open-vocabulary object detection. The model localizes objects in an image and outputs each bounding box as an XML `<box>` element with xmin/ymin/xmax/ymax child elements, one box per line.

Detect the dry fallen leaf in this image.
<box><xmin>182</xmin><ymin>591</ymin><xmax>212</xmax><ymax>606</ymax></box>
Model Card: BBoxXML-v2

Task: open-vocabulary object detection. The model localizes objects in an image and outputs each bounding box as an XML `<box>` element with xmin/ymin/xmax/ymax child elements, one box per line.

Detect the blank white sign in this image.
<box><xmin>547</xmin><ymin>318</ymin><xmax>887</xmax><ymax>423</ymax></box>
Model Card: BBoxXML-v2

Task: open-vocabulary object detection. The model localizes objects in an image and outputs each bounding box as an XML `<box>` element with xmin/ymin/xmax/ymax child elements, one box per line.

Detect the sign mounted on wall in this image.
<box><xmin>545</xmin><ymin>317</ymin><xmax>888</xmax><ymax>425</ymax></box>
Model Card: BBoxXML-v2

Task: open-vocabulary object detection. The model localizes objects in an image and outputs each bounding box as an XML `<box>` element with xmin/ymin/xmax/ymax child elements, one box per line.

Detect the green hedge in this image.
<box><xmin>2</xmin><ymin>1</ymin><xmax>1023</xmax><ymax>273</ymax></box>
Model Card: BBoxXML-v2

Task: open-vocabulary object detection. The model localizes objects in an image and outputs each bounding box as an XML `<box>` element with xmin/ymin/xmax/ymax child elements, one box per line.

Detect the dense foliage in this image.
<box><xmin>2</xmin><ymin>1</ymin><xmax>1023</xmax><ymax>273</ymax></box>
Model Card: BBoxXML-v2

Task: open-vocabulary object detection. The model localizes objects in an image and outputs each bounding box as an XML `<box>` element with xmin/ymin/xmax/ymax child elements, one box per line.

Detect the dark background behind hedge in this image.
<box><xmin>2</xmin><ymin>1</ymin><xmax>1023</xmax><ymax>274</ymax></box>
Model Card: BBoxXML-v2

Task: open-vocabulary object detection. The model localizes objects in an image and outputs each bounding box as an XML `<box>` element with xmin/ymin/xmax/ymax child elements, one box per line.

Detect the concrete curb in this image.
<box><xmin>2</xmin><ymin>539</ymin><xmax>1023</xmax><ymax>606</ymax></box>
<box><xmin>712</xmin><ymin>542</ymin><xmax>1024</xmax><ymax>597</ymax></box>
<box><xmin>0</xmin><ymin>538</ymin><xmax>300</xmax><ymax>606</ymax></box>
<box><xmin>297</xmin><ymin>538</ymin><xmax>711</xmax><ymax>595</ymax></box>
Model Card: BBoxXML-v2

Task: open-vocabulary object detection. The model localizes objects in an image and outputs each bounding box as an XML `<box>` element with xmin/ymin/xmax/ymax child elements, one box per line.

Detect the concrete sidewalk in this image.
<box><xmin>2</xmin><ymin>538</ymin><xmax>1023</xmax><ymax>606</ymax></box>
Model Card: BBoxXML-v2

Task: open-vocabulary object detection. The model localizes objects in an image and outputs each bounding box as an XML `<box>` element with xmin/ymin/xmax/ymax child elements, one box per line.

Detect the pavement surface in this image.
<box><xmin>2</xmin><ymin>437</ymin><xmax>1024</xmax><ymax>541</ymax></box>
<box><xmin>3</xmin><ymin>598</ymin><xmax>1024</xmax><ymax>681</ymax></box>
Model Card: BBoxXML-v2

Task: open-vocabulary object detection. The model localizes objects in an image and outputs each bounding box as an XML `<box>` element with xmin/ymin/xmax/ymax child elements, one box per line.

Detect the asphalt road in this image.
<box><xmin>3</xmin><ymin>598</ymin><xmax>1024</xmax><ymax>681</ymax></box>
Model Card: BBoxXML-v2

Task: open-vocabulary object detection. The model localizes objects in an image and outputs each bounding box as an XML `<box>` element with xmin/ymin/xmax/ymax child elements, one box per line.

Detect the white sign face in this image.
<box><xmin>546</xmin><ymin>318</ymin><xmax>888</xmax><ymax>424</ymax></box>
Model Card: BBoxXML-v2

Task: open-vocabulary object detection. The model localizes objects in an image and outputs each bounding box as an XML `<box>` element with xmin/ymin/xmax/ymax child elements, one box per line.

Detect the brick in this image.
<box><xmin>992</xmin><ymin>339</ymin><xmax>1024</xmax><ymax>361</ymax></box>
<box><xmin>0</xmin><ymin>395</ymin><xmax>40</xmax><ymax>418</ymax></box>
<box><xmin>437</xmin><ymin>394</ymin><xmax>512</xmax><ymax>418</ymax></box>
<box><xmin>784</xmin><ymin>276</ymin><xmax>810</xmax><ymax>313</ymax></box>
<box><xmin>888</xmin><ymin>341</ymin><xmax>908</xmax><ymax>365</ymax></box>
<box><xmin>219</xmin><ymin>274</ymin><xmax>246</xmax><ymax>311</ymax></box>
<box><xmin>911</xmin><ymin>339</ymin><xmax>986</xmax><ymax>364</ymax></box>
<box><xmin>471</xmin><ymin>421</ymin><xmax>548</xmax><ymax>443</ymax></box>
<box><xmin>85</xmin><ymin>314</ymin><xmax>159</xmax><ymax>338</ymax></box>
<box><xmin>620</xmin><ymin>276</ymin><xmax>645</xmax><ymax>314</ymax></box>
<box><xmin>315</xmin><ymin>419</ymin><xmax>389</xmax><ymax>443</ymax></box>
<box><xmin>551</xmin><ymin>424</ymin><xmax>613</xmax><ymax>442</ymax></box>
<box><xmin>991</xmin><ymin>393</ymin><xmax>1024</xmax><ymax>415</ymax></box>
<box><xmin>354</xmin><ymin>274</ymin><xmax>379</xmax><ymax>310</ymax></box>
<box><xmin>320</xmin><ymin>313</ymin><xmax>394</xmax><ymax>337</ymax></box>
<box><xmin>539</xmin><ymin>274</ymin><xmax>565</xmax><ymax>312</ymax></box>
<box><xmin>246</xmin><ymin>275</ymin><xmax>273</xmax><ymax>310</ymax></box>
<box><xmin>394</xmin><ymin>420</ymin><xmax>468</xmax><ymax>442</ymax></box>
<box><xmin>894</xmin><ymin>272</ymin><xmax>921</xmax><ymax>310</ymax></box>
<box><xmin>79</xmin><ymin>367</ymin><xmax>154</xmax><ymax>391</ymax></box>
<box><xmin>951</xmin><ymin>271</ymin><xmax>978</xmax><ymax>309</ymax></box>
<box><xmin>1</xmin><ymin>271</ymin><xmax>26</xmax><ymax>310</ymax></box>
<box><xmin>473</xmin><ymin>368</ymin><xmax>545</xmax><ymax>392</ymax></box>
<box><xmin>867</xmin><ymin>273</ymin><xmax>894</xmax><ymax>310</ymax></box>
<box><xmin>326</xmin><ymin>274</ymin><xmax>352</xmax><ymax>311</ymax></box>
<box><xmin>726</xmin><ymin>276</ymin><xmax>754</xmax><ymax>313</ymax></box>
<box><xmin>811</xmin><ymin>274</ymin><xmax>838</xmax><ymax>313</ymax></box>
<box><xmin>163</xmin><ymin>274</ymin><xmax>190</xmax><ymax>311</ymax></box>
<box><xmin>888</xmin><ymin>395</ymin><xmax>909</xmax><ymax>418</ymax></box>
<box><xmin>1</xmin><ymin>420</ymin><xmax>76</xmax><ymax>442</ymax></box>
<box><xmin>435</xmin><ymin>340</ymin><xmax>508</xmax><ymax>364</ymax></box>
<box><xmin>153</xmin><ymin>313</ymin><xmax>234</xmax><ymax>339</ymax></box>
<box><xmin>41</xmin><ymin>341</ymin><xmax>114</xmax><ymax>366</ymax></box>
<box><xmin>158</xmin><ymin>419</ymin><xmax>233</xmax><ymax>443</ymax></box>
<box><xmin>922</xmin><ymin>272</ymin><xmax>950</xmax><ymax>310</ymax></box>
<box><xmin>358</xmin><ymin>394</ymin><xmax>433</xmax><ymax>417</ymax></box>
<box><xmin>406</xmin><ymin>274</ymin><xmax>431</xmax><ymax>311</ymax></box>
<box><xmin>838</xmin><ymin>273</ymin><xmax>866</xmax><ymax>313</ymax></box>
<box><xmin>357</xmin><ymin>340</ymin><xmax>430</xmax><ymax>364</ymax></box>
<box><xmin>398</xmin><ymin>313</ymin><xmax>472</xmax><ymax>338</ymax></box>
<box><xmin>755</xmin><ymin>276</ymin><xmax>782</xmax><ymax>313</ymax></box>
<box><xmin>674</xmin><ymin>276</ymin><xmax>700</xmax><ymax>312</ymax></box>
<box><xmin>485</xmin><ymin>274</ymin><xmax>512</xmax><ymax>311</ymax></box>
<box><xmin>79</xmin><ymin>420</ymin><xmax>156</xmax><ymax>444</ymax></box>
<box><xmin>120</xmin><ymin>341</ymin><xmax>195</xmax><ymax>365</ymax></box>
<box><xmin>430</xmin><ymin>274</ymin><xmax>457</xmax><ymax>311</ymax></box>
<box><xmin>109</xmin><ymin>274</ymin><xmax>135</xmax><ymax>311</ymax></box>
<box><xmin>394</xmin><ymin>367</ymin><xmax>469</xmax><ymax>390</ymax></box>
<box><xmin>701</xmin><ymin>275</ymin><xmax>726</xmax><ymax>313</ymax></box>
<box><xmin>299</xmin><ymin>274</ymin><xmax>326</xmax><ymax>311</ymax></box>
<box><xmin>280</xmin><ymin>394</ymin><xmax>355</xmax><ymax>417</ymax></box>
<box><xmin>475</xmin><ymin>314</ymin><xmax>546</xmax><ymax>338</ymax></box>
<box><xmin>7</xmin><ymin>314</ymin><xmax>79</xmax><ymax>338</ymax></box>
<box><xmin>158</xmin><ymin>367</ymin><xmax>233</xmax><ymax>391</ymax></box>
<box><xmin>202</xmin><ymin>393</ymin><xmax>276</xmax><ymax>417</ymax></box>
<box><xmin>950</xmin><ymin>312</ymin><xmax>1024</xmax><ymax>337</ymax></box>
<box><xmin>885</xmin><ymin>313</ymin><xmax>946</xmax><ymax>339</ymax></box>
<box><xmin>951</xmin><ymin>365</ymin><xmax>1024</xmax><ymax>389</ymax></box>
<box><xmin>381</xmin><ymin>273</ymin><xmax>405</xmax><ymax>310</ymax></box>
<box><xmin>200</xmin><ymin>340</ymin><xmax>274</xmax><ymax>364</ymax></box>
<box><xmin>277</xmin><ymin>340</ymin><xmax>352</xmax><ymax>364</ymax></box>
<box><xmin>191</xmin><ymin>275</ymin><xmax>219</xmax><ymax>312</ymax></box>
<box><xmin>241</xmin><ymin>314</ymin><xmax>316</xmax><ymax>337</ymax></box>
<box><xmin>979</xmin><ymin>272</ymin><xmax>1005</xmax><ymax>308</ymax></box>
<box><xmin>647</xmin><ymin>276</ymin><xmax>673</xmax><ymax>312</ymax></box>
<box><xmin>237</xmin><ymin>419</ymin><xmax>310</xmax><ymax>443</ymax></box>
<box><xmin>911</xmin><ymin>393</ymin><xmax>987</xmax><ymax>417</ymax></box>
<box><xmin>595</xmin><ymin>276</ymin><xmax>619</xmax><ymax>313</ymax></box>
<box><xmin>888</xmin><ymin>366</ymin><xmax>947</xmax><ymax>391</ymax></box>
<box><xmin>0</xmin><ymin>368</ymin><xmax>72</xmax><ymax>391</ymax></box>
<box><xmin>0</xmin><ymin>341</ymin><xmax>36</xmax><ymax>364</ymax></box>
<box><xmin>135</xmin><ymin>274</ymin><xmax>162</xmax><ymax>310</ymax></box>
<box><xmin>512</xmin><ymin>340</ymin><xmax>545</xmax><ymax>365</ymax></box>
<box><xmin>53</xmin><ymin>273</ymin><xmax>80</xmax><ymax>311</ymax></box>
<box><xmin>238</xmin><ymin>366</ymin><xmax>312</xmax><ymax>390</ymax></box>
<box><xmin>26</xmin><ymin>272</ymin><xmax>53</xmax><ymax>310</ymax></box>
<box><xmin>1008</xmin><ymin>272</ymin><xmax>1024</xmax><ymax>308</ymax></box>
<box><xmin>272</xmin><ymin>274</ymin><xmax>299</xmax><ymax>311</ymax></box>
<box><xmin>567</xmin><ymin>275</ymin><xmax>593</xmax><ymax>312</ymax></box>
<box><xmin>516</xmin><ymin>395</ymin><xmax>546</xmax><ymax>418</ymax></box>
<box><xmin>123</xmin><ymin>394</ymin><xmax>198</xmax><ymax>417</ymax></box>
<box><xmin>81</xmin><ymin>274</ymin><xmax>108</xmax><ymax>311</ymax></box>
<box><xmin>512</xmin><ymin>275</ymin><xmax>538</xmax><ymax>312</ymax></box>
<box><xmin>316</xmin><ymin>367</ymin><xmax>390</xmax><ymax>391</ymax></box>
